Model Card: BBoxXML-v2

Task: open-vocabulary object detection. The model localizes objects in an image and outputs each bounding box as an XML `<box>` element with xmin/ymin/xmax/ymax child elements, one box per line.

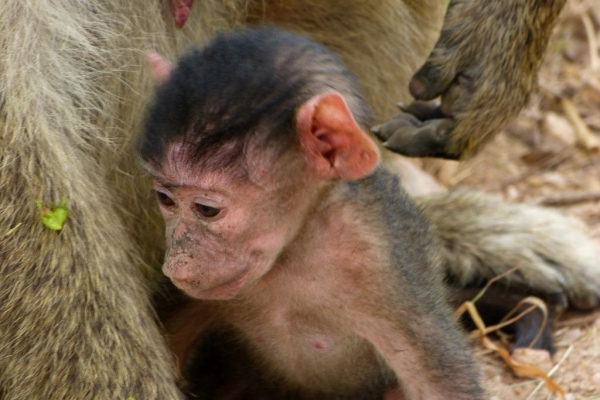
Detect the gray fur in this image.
<box><xmin>419</xmin><ymin>190</ymin><xmax>600</xmax><ymax>310</ymax></box>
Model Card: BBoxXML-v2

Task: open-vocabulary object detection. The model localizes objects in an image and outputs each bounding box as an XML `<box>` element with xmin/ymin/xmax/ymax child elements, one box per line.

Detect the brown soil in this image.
<box><xmin>428</xmin><ymin>1</ymin><xmax>600</xmax><ymax>398</ymax></box>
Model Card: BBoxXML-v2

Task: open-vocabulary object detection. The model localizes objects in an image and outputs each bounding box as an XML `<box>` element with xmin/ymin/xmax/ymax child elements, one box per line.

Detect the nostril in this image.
<box><xmin>170</xmin><ymin>277</ymin><xmax>189</xmax><ymax>288</ymax></box>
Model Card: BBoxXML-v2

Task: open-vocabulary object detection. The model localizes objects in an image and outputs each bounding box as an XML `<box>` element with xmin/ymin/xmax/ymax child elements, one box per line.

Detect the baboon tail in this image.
<box><xmin>418</xmin><ymin>190</ymin><xmax>600</xmax><ymax>310</ymax></box>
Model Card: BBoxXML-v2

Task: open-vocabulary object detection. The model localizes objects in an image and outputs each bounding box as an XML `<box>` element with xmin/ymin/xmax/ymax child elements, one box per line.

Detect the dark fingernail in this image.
<box><xmin>409</xmin><ymin>79</ymin><xmax>426</xmax><ymax>98</ymax></box>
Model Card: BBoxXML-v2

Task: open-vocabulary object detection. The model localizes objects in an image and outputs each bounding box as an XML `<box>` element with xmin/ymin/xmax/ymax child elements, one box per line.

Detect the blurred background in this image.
<box><xmin>442</xmin><ymin>1</ymin><xmax>600</xmax><ymax>398</ymax></box>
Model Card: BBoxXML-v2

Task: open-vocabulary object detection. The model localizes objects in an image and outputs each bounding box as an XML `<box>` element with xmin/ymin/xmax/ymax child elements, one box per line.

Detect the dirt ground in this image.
<box><xmin>426</xmin><ymin>1</ymin><xmax>600</xmax><ymax>398</ymax></box>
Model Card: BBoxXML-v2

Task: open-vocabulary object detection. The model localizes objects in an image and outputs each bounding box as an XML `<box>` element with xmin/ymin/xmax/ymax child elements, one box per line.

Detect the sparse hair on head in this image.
<box><xmin>139</xmin><ymin>26</ymin><xmax>372</xmax><ymax>173</ymax></box>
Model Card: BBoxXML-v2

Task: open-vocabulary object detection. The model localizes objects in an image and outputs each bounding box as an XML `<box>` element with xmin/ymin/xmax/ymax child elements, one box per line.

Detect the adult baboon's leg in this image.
<box><xmin>0</xmin><ymin>2</ymin><xmax>183</xmax><ymax>398</ymax></box>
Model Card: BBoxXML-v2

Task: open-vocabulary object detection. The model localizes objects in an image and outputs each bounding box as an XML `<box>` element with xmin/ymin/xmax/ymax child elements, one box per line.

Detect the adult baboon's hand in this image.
<box><xmin>373</xmin><ymin>0</ymin><xmax>566</xmax><ymax>160</ymax></box>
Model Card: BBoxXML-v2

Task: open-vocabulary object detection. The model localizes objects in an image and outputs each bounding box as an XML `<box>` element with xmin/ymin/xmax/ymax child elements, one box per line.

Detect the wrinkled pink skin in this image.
<box><xmin>147</xmin><ymin>146</ymin><xmax>312</xmax><ymax>300</ymax></box>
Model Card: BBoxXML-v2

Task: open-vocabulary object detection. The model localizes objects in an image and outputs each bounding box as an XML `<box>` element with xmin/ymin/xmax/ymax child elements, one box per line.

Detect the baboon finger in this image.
<box><xmin>410</xmin><ymin>61</ymin><xmax>456</xmax><ymax>101</ymax></box>
<box><xmin>439</xmin><ymin>71</ymin><xmax>477</xmax><ymax>118</ymax></box>
<box><xmin>397</xmin><ymin>100</ymin><xmax>446</xmax><ymax>121</ymax></box>
<box><xmin>374</xmin><ymin>117</ymin><xmax>457</xmax><ymax>159</ymax></box>
<box><xmin>371</xmin><ymin>113</ymin><xmax>421</xmax><ymax>141</ymax></box>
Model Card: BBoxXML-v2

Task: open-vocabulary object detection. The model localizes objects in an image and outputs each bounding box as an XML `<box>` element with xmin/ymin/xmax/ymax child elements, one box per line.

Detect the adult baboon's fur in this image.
<box><xmin>0</xmin><ymin>1</ymin><xmax>598</xmax><ymax>399</ymax></box>
<box><xmin>420</xmin><ymin>191</ymin><xmax>600</xmax><ymax>310</ymax></box>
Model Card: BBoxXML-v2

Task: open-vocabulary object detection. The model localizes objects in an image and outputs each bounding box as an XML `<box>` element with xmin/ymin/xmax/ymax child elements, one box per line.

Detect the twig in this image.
<box><xmin>534</xmin><ymin>190</ymin><xmax>600</xmax><ymax>206</ymax></box>
<box><xmin>556</xmin><ymin>310</ymin><xmax>600</xmax><ymax>328</ymax></box>
<box><xmin>470</xmin><ymin>264</ymin><xmax>521</xmax><ymax>304</ymax></box>
<box><xmin>561</xmin><ymin>97</ymin><xmax>600</xmax><ymax>152</ymax></box>
<box><xmin>582</xmin><ymin>13</ymin><xmax>600</xmax><ymax>71</ymax></box>
<box><xmin>498</xmin><ymin>151</ymin><xmax>572</xmax><ymax>189</ymax></box>
<box><xmin>525</xmin><ymin>345</ymin><xmax>574</xmax><ymax>400</ymax></box>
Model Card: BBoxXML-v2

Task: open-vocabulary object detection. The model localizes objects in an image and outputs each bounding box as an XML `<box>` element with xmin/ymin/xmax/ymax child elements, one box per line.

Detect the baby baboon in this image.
<box><xmin>142</xmin><ymin>28</ymin><xmax>483</xmax><ymax>399</ymax></box>
<box><xmin>145</xmin><ymin>27</ymin><xmax>599</xmax><ymax>398</ymax></box>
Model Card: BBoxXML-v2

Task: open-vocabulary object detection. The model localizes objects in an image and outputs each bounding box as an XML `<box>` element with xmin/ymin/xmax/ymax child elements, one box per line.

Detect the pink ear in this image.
<box><xmin>296</xmin><ymin>93</ymin><xmax>380</xmax><ymax>180</ymax></box>
<box><xmin>147</xmin><ymin>51</ymin><xmax>173</xmax><ymax>83</ymax></box>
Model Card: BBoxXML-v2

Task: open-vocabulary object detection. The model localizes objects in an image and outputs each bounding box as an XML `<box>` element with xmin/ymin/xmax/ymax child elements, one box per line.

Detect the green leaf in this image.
<box><xmin>35</xmin><ymin>196</ymin><xmax>69</xmax><ymax>231</ymax></box>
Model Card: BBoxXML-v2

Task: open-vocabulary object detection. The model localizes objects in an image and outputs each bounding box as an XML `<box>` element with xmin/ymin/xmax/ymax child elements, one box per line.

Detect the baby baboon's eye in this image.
<box><xmin>195</xmin><ymin>203</ymin><xmax>221</xmax><ymax>219</ymax></box>
<box><xmin>156</xmin><ymin>191</ymin><xmax>176</xmax><ymax>208</ymax></box>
